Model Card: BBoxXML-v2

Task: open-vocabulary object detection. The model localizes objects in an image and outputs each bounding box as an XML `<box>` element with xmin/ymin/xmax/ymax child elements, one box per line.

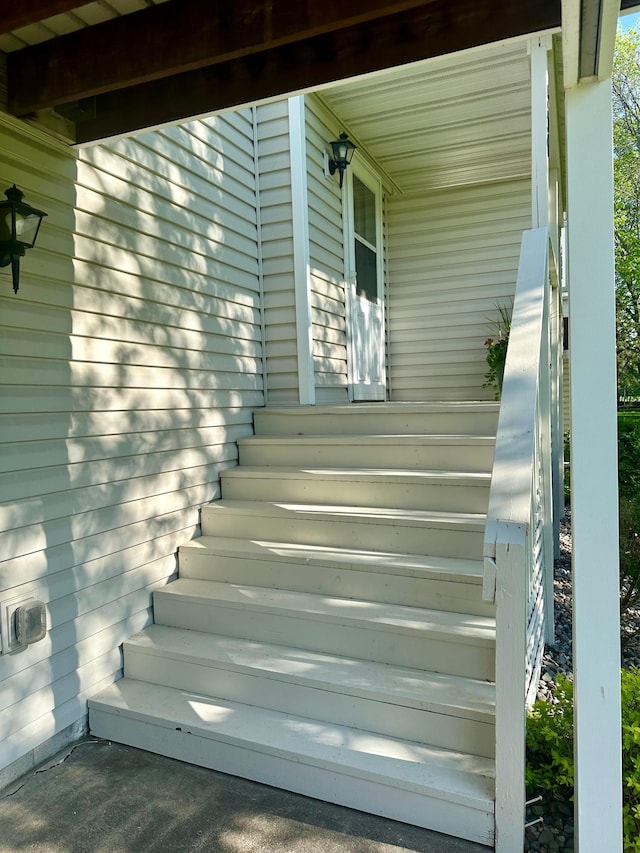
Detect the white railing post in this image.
<box><xmin>493</xmin><ymin>522</ymin><xmax>528</xmax><ymax>853</ymax></box>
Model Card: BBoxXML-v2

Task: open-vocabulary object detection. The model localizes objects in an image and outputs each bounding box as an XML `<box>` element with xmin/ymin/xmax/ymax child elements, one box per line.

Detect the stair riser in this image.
<box><xmin>89</xmin><ymin>709</ymin><xmax>494</xmax><ymax>845</ymax></box>
<box><xmin>152</xmin><ymin>595</ymin><xmax>495</xmax><ymax>680</ymax></box>
<box><xmin>178</xmin><ymin>549</ymin><xmax>494</xmax><ymax>616</ymax></box>
<box><xmin>238</xmin><ymin>441</ymin><xmax>494</xmax><ymax>473</ymax></box>
<box><xmin>222</xmin><ymin>474</ymin><xmax>490</xmax><ymax>514</ymax></box>
<box><xmin>124</xmin><ymin>647</ymin><xmax>495</xmax><ymax>758</ymax></box>
<box><xmin>200</xmin><ymin>507</ymin><xmax>485</xmax><ymax>560</ymax></box>
<box><xmin>254</xmin><ymin>409</ymin><xmax>499</xmax><ymax>437</ymax></box>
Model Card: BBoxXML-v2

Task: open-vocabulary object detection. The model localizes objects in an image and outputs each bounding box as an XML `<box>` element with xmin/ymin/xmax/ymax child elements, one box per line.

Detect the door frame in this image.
<box><xmin>343</xmin><ymin>156</ymin><xmax>387</xmax><ymax>401</ymax></box>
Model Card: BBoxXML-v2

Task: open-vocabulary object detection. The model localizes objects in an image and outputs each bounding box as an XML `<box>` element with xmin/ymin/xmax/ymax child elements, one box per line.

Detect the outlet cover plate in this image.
<box><xmin>0</xmin><ymin>594</ymin><xmax>35</xmax><ymax>653</ymax></box>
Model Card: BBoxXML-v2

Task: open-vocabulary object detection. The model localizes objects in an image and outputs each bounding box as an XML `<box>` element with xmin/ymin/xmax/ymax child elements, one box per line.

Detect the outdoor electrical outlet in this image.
<box><xmin>0</xmin><ymin>594</ymin><xmax>44</xmax><ymax>653</ymax></box>
<box><xmin>16</xmin><ymin>600</ymin><xmax>47</xmax><ymax>645</ymax></box>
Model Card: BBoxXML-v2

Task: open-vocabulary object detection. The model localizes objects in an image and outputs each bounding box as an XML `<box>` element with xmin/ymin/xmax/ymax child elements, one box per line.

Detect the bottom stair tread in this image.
<box><xmin>89</xmin><ymin>679</ymin><xmax>495</xmax><ymax>809</ymax></box>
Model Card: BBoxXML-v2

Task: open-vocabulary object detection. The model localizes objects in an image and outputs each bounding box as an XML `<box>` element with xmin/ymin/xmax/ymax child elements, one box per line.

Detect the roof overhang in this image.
<box><xmin>1</xmin><ymin>0</ymin><xmax>635</xmax><ymax>146</ymax></box>
<box><xmin>0</xmin><ymin>0</ymin><xmax>565</xmax><ymax>145</ymax></box>
<box><xmin>563</xmin><ymin>0</ymin><xmax>624</xmax><ymax>87</ymax></box>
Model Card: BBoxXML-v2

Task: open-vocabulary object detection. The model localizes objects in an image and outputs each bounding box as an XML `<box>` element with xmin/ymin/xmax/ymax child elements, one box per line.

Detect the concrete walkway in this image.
<box><xmin>0</xmin><ymin>738</ymin><xmax>490</xmax><ymax>853</ymax></box>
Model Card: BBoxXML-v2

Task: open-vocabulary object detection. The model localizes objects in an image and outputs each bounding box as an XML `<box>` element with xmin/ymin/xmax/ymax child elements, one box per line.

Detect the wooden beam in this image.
<box><xmin>72</xmin><ymin>0</ymin><xmax>561</xmax><ymax>144</ymax></box>
<box><xmin>8</xmin><ymin>0</ymin><xmax>440</xmax><ymax>115</ymax></box>
<box><xmin>0</xmin><ymin>0</ymin><xmax>85</xmax><ymax>35</ymax></box>
<box><xmin>0</xmin><ymin>51</ymin><xmax>6</xmax><ymax>114</ymax></box>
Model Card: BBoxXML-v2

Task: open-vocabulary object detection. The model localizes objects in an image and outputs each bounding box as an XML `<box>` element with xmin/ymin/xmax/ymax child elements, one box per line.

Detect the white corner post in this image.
<box><xmin>288</xmin><ymin>96</ymin><xmax>315</xmax><ymax>405</ymax></box>
<box><xmin>565</xmin><ymin>78</ymin><xmax>622</xmax><ymax>852</ymax></box>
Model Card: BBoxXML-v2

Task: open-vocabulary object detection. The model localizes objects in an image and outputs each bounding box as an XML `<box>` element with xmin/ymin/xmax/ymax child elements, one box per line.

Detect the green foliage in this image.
<box><xmin>619</xmin><ymin>411</ymin><xmax>640</xmax><ymax>499</ymax></box>
<box><xmin>622</xmin><ymin>669</ymin><xmax>640</xmax><ymax>849</ymax></box>
<box><xmin>526</xmin><ymin>670</ymin><xmax>640</xmax><ymax>851</ymax></box>
<box><xmin>610</xmin><ymin>413</ymin><xmax>640</xmax><ymax>643</ymax></box>
<box><xmin>566</xmin><ymin>417</ymin><xmax>640</xmax><ymax>641</ymax></box>
<box><xmin>618</xmin><ymin>411</ymin><xmax>640</xmax><ymax>643</ymax></box>
<box><xmin>620</xmin><ymin>495</ymin><xmax>640</xmax><ymax>644</ymax></box>
<box><xmin>614</xmin><ymin>30</ymin><xmax>640</xmax><ymax>398</ymax></box>
<box><xmin>482</xmin><ymin>303</ymin><xmax>511</xmax><ymax>400</ymax></box>
<box><xmin>526</xmin><ymin>674</ymin><xmax>574</xmax><ymax>799</ymax></box>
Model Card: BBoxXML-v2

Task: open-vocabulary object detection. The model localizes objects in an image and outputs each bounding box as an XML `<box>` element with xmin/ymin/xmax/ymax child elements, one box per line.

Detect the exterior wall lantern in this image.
<box><xmin>328</xmin><ymin>132</ymin><xmax>357</xmax><ymax>188</ymax></box>
<box><xmin>0</xmin><ymin>185</ymin><xmax>48</xmax><ymax>294</ymax></box>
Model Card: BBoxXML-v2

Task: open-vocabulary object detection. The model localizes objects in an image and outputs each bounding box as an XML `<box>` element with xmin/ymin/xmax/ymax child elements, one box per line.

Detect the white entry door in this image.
<box><xmin>345</xmin><ymin>167</ymin><xmax>386</xmax><ymax>401</ymax></box>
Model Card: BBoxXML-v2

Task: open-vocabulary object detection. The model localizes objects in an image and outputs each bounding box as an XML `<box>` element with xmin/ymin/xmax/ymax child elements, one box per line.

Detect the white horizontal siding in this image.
<box><xmin>0</xmin><ymin>109</ymin><xmax>262</xmax><ymax>774</ymax></box>
<box><xmin>256</xmin><ymin>101</ymin><xmax>300</xmax><ymax>405</ymax></box>
<box><xmin>306</xmin><ymin>96</ymin><xmax>349</xmax><ymax>404</ymax></box>
<box><xmin>387</xmin><ymin>179</ymin><xmax>531</xmax><ymax>401</ymax></box>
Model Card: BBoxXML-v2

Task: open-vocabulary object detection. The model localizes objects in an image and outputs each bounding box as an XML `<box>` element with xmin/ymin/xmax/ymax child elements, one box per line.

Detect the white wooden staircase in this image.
<box><xmin>89</xmin><ymin>402</ymin><xmax>499</xmax><ymax>847</ymax></box>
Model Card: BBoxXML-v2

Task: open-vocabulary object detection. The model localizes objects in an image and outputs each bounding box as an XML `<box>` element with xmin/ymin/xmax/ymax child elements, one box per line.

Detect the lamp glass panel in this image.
<box><xmin>0</xmin><ymin>208</ymin><xmax>14</xmax><ymax>242</ymax></box>
<box><xmin>15</xmin><ymin>212</ymin><xmax>41</xmax><ymax>247</ymax></box>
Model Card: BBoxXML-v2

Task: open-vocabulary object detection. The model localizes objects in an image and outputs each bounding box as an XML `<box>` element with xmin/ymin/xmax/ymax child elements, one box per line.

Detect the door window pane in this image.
<box><xmin>355</xmin><ymin>239</ymin><xmax>377</xmax><ymax>302</ymax></box>
<box><xmin>353</xmin><ymin>176</ymin><xmax>376</xmax><ymax>246</ymax></box>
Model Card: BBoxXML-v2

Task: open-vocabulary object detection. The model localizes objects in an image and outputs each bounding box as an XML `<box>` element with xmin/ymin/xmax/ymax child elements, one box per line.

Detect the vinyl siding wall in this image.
<box><xmin>256</xmin><ymin>101</ymin><xmax>298</xmax><ymax>405</ymax></box>
<box><xmin>386</xmin><ymin>178</ymin><xmax>531</xmax><ymax>401</ymax></box>
<box><xmin>0</xmin><ymin>110</ymin><xmax>262</xmax><ymax>778</ymax></box>
<box><xmin>306</xmin><ymin>97</ymin><xmax>349</xmax><ymax>403</ymax></box>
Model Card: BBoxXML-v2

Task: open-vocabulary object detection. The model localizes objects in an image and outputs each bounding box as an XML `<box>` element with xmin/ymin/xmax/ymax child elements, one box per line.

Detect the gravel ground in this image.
<box><xmin>524</xmin><ymin>509</ymin><xmax>639</xmax><ymax>853</ymax></box>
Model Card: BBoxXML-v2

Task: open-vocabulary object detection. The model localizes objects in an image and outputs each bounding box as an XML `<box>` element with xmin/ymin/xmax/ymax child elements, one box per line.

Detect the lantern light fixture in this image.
<box><xmin>0</xmin><ymin>185</ymin><xmax>48</xmax><ymax>294</ymax></box>
<box><xmin>328</xmin><ymin>132</ymin><xmax>356</xmax><ymax>188</ymax></box>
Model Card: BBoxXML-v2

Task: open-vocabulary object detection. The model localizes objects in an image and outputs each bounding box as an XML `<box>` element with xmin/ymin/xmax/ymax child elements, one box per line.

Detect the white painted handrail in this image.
<box><xmin>484</xmin><ymin>227</ymin><xmax>552</xmax><ymax>853</ymax></box>
<box><xmin>484</xmin><ymin>228</ymin><xmax>549</xmax><ymax>569</ymax></box>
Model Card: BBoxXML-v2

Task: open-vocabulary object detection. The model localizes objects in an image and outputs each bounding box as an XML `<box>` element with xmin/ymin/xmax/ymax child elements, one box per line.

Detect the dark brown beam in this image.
<box><xmin>74</xmin><ymin>0</ymin><xmax>561</xmax><ymax>144</ymax></box>
<box><xmin>0</xmin><ymin>51</ymin><xmax>7</xmax><ymax>113</ymax></box>
<box><xmin>0</xmin><ymin>0</ymin><xmax>86</xmax><ymax>35</ymax></box>
<box><xmin>8</xmin><ymin>0</ymin><xmax>437</xmax><ymax>115</ymax></box>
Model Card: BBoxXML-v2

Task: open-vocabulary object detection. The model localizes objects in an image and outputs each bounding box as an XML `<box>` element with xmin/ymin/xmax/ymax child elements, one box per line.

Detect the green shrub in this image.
<box><xmin>526</xmin><ymin>673</ymin><xmax>574</xmax><ymax>799</ymax></box>
<box><xmin>566</xmin><ymin>413</ymin><xmax>640</xmax><ymax>504</ymax></box>
<box><xmin>526</xmin><ymin>670</ymin><xmax>640</xmax><ymax>851</ymax></box>
<box><xmin>619</xmin><ymin>411</ymin><xmax>640</xmax><ymax>500</ymax></box>
<box><xmin>620</xmin><ymin>496</ymin><xmax>640</xmax><ymax>645</ymax></box>
<box><xmin>622</xmin><ymin>670</ymin><xmax>640</xmax><ymax>849</ymax></box>
<box><xmin>566</xmin><ymin>417</ymin><xmax>640</xmax><ymax>641</ymax></box>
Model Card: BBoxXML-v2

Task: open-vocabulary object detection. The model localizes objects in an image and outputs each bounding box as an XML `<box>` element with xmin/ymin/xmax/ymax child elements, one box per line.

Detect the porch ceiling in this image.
<box><xmin>319</xmin><ymin>41</ymin><xmax>532</xmax><ymax>194</ymax></box>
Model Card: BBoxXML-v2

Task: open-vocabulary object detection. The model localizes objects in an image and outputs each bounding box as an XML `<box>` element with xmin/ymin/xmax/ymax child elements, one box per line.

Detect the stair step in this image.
<box><xmin>254</xmin><ymin>402</ymin><xmax>499</xmax><ymax>437</ymax></box>
<box><xmin>153</xmin><ymin>578</ymin><xmax>496</xmax><ymax>679</ymax></box>
<box><xmin>179</xmin><ymin>536</ymin><xmax>493</xmax><ymax>616</ymax></box>
<box><xmin>124</xmin><ymin>625</ymin><xmax>495</xmax><ymax>757</ymax></box>
<box><xmin>221</xmin><ymin>466</ymin><xmax>491</xmax><ymax>513</ymax></box>
<box><xmin>238</xmin><ymin>434</ymin><xmax>495</xmax><ymax>472</ymax></box>
<box><xmin>89</xmin><ymin>679</ymin><xmax>495</xmax><ymax>845</ymax></box>
<box><xmin>200</xmin><ymin>500</ymin><xmax>487</xmax><ymax>559</ymax></box>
